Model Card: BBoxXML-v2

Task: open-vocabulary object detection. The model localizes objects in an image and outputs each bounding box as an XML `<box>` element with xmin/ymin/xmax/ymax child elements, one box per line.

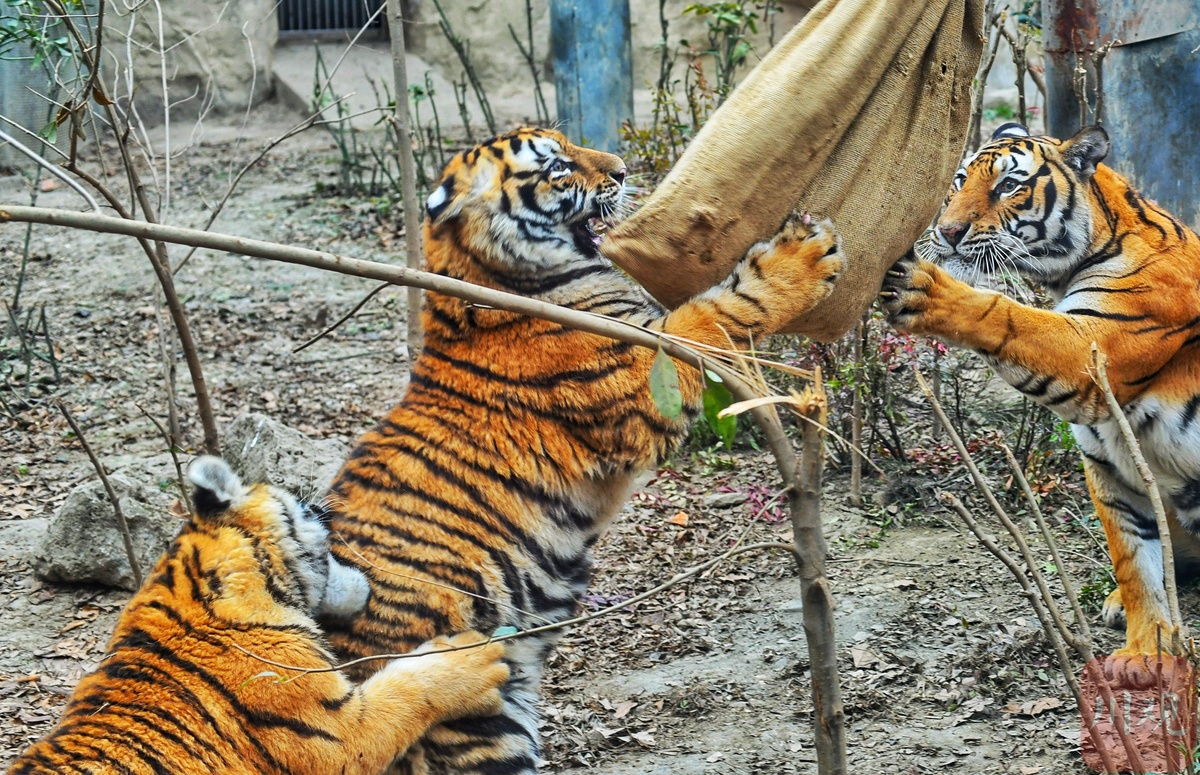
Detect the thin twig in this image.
<box><xmin>293</xmin><ymin>282</ymin><xmax>392</xmax><ymax>353</ymax></box>
<box><xmin>0</xmin><ymin>129</ymin><xmax>100</xmax><ymax>212</ymax></box>
<box><xmin>234</xmin><ymin>541</ymin><xmax>796</xmax><ymax>676</ymax></box>
<box><xmin>57</xmin><ymin>402</ymin><xmax>143</xmax><ymax>589</ymax></box>
<box><xmin>134</xmin><ymin>402</ymin><xmax>191</xmax><ymax>514</ymax></box>
<box><xmin>1002</xmin><ymin>443</ymin><xmax>1091</xmax><ymax>643</ymax></box>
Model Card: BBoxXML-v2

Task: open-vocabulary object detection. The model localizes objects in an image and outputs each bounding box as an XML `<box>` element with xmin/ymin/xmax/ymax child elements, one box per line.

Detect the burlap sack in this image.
<box><xmin>601</xmin><ymin>0</ymin><xmax>985</xmax><ymax>341</ymax></box>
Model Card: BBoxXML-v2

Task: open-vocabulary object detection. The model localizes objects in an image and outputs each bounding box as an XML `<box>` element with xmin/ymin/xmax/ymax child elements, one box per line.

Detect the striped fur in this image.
<box><xmin>324</xmin><ymin>127</ymin><xmax>845</xmax><ymax>774</ymax></box>
<box><xmin>881</xmin><ymin>123</ymin><xmax>1200</xmax><ymax>661</ymax></box>
<box><xmin>8</xmin><ymin>457</ymin><xmax>508</xmax><ymax>775</ymax></box>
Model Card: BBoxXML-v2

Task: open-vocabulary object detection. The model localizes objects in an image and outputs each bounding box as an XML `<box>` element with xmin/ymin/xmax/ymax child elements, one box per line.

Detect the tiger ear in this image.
<box><xmin>187</xmin><ymin>456</ymin><xmax>242</xmax><ymax>519</ymax></box>
<box><xmin>991</xmin><ymin>122</ymin><xmax>1030</xmax><ymax>141</ymax></box>
<box><xmin>1061</xmin><ymin>125</ymin><xmax>1110</xmax><ymax>178</ymax></box>
<box><xmin>425</xmin><ymin>177</ymin><xmax>467</xmax><ymax>225</ymax></box>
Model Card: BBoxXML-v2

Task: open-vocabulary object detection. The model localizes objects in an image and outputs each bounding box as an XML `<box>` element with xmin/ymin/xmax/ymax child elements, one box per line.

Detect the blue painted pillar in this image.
<box><xmin>550</xmin><ymin>0</ymin><xmax>634</xmax><ymax>153</ymax></box>
<box><xmin>1043</xmin><ymin>0</ymin><xmax>1200</xmax><ymax>231</ymax></box>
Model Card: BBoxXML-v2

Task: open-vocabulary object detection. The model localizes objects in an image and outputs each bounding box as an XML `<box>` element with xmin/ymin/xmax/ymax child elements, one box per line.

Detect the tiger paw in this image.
<box><xmin>744</xmin><ymin>211</ymin><xmax>845</xmax><ymax>318</ymax></box>
<box><xmin>878</xmin><ymin>251</ymin><xmax>935</xmax><ymax>331</ymax></box>
<box><xmin>407</xmin><ymin>631</ymin><xmax>509</xmax><ymax>722</ymax></box>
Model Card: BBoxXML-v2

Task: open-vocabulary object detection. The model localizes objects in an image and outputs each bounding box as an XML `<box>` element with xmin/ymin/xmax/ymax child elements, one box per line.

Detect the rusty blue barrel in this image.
<box><xmin>549</xmin><ymin>0</ymin><xmax>634</xmax><ymax>153</ymax></box>
<box><xmin>1044</xmin><ymin>0</ymin><xmax>1200</xmax><ymax>231</ymax></box>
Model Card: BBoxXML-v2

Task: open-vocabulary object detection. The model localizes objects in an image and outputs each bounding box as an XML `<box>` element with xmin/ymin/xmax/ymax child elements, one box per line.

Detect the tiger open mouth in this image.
<box><xmin>570</xmin><ymin>217</ymin><xmax>611</xmax><ymax>255</ymax></box>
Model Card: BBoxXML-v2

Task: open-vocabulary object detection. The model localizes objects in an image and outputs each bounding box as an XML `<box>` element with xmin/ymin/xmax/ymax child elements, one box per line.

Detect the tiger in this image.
<box><xmin>7</xmin><ymin>456</ymin><xmax>509</xmax><ymax>775</ymax></box>
<box><xmin>880</xmin><ymin>122</ymin><xmax>1200</xmax><ymax>675</ymax></box>
<box><xmin>323</xmin><ymin>126</ymin><xmax>846</xmax><ymax>774</ymax></box>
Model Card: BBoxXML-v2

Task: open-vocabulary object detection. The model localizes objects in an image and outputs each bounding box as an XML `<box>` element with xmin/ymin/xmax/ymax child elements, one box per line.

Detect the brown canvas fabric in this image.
<box><xmin>601</xmin><ymin>0</ymin><xmax>985</xmax><ymax>341</ymax></box>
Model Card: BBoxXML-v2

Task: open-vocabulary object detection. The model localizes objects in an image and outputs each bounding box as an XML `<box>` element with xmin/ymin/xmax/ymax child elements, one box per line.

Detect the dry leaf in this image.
<box><xmin>613</xmin><ymin>701</ymin><xmax>637</xmax><ymax>719</ymax></box>
<box><xmin>667</xmin><ymin>511</ymin><xmax>689</xmax><ymax>528</ymax></box>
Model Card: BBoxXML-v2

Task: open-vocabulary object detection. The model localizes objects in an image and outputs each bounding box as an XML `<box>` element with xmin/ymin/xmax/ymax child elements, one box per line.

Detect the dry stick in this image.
<box><xmin>171</xmin><ymin>96</ymin><xmax>358</xmax><ymax>275</ymax></box>
<box><xmin>966</xmin><ymin>4</ymin><xmax>1003</xmax><ymax>153</ymax></box>
<box><xmin>848</xmin><ymin>314</ymin><xmax>865</xmax><ymax>507</ymax></box>
<box><xmin>915</xmin><ymin>370</ymin><xmax>1077</xmax><ymax>646</ymax></box>
<box><xmin>236</xmin><ymin>541</ymin><xmax>797</xmax><ymax>677</ymax></box>
<box><xmin>293</xmin><ymin>281</ymin><xmax>392</xmax><ymax>353</ymax></box>
<box><xmin>2</xmin><ymin>204</ymin><xmax>847</xmax><ymax>775</ymax></box>
<box><xmin>791</xmin><ymin>374</ymin><xmax>846</xmax><ymax>773</ymax></box>
<box><xmin>134</xmin><ymin>402</ymin><xmax>191</xmax><ymax>514</ymax></box>
<box><xmin>919</xmin><ymin>371</ymin><xmax>1143</xmax><ymax>772</ymax></box>
<box><xmin>57</xmin><ymin>402</ymin><xmax>144</xmax><ymax>589</ymax></box>
<box><xmin>939</xmin><ymin>494</ymin><xmax>1125</xmax><ymax>774</ymax></box>
<box><xmin>1002</xmin><ymin>443</ymin><xmax>1091</xmax><ymax>644</ymax></box>
<box><xmin>1091</xmin><ymin>345</ymin><xmax>1184</xmax><ymax>643</ymax></box>
<box><xmin>383</xmin><ymin>0</ymin><xmax>424</xmax><ymax>360</ymax></box>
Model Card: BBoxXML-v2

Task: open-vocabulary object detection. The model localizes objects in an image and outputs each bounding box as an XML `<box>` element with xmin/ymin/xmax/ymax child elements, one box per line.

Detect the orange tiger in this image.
<box><xmin>7</xmin><ymin>457</ymin><xmax>509</xmax><ymax>775</ymax></box>
<box><xmin>323</xmin><ymin>127</ymin><xmax>845</xmax><ymax>774</ymax></box>
<box><xmin>881</xmin><ymin>123</ymin><xmax>1200</xmax><ymax>671</ymax></box>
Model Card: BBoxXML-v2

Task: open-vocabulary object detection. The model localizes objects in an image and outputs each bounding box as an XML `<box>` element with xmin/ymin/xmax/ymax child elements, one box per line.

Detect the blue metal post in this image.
<box><xmin>1043</xmin><ymin>0</ymin><xmax>1200</xmax><ymax>230</ymax></box>
<box><xmin>550</xmin><ymin>0</ymin><xmax>634</xmax><ymax>153</ymax></box>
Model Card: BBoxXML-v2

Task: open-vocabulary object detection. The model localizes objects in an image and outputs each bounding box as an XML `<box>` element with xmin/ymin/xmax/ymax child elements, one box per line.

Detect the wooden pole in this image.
<box><xmin>384</xmin><ymin>0</ymin><xmax>424</xmax><ymax>359</ymax></box>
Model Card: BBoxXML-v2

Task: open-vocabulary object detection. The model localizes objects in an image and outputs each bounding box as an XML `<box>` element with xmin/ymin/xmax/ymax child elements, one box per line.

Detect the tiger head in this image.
<box><xmin>424</xmin><ymin>127</ymin><xmax>627</xmax><ymax>268</ymax></box>
<box><xmin>183</xmin><ymin>456</ymin><xmax>369</xmax><ymax>619</ymax></box>
<box><xmin>927</xmin><ymin>123</ymin><xmax>1111</xmax><ymax>284</ymax></box>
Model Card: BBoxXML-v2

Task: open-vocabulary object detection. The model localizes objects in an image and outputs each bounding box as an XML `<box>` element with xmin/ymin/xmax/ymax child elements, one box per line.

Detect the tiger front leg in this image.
<box><xmin>345</xmin><ymin>632</ymin><xmax>509</xmax><ymax>775</ymax></box>
<box><xmin>660</xmin><ymin>210</ymin><xmax>845</xmax><ymax>352</ymax></box>
<box><xmin>880</xmin><ymin>254</ymin><xmax>1150</xmax><ymax>425</ymax></box>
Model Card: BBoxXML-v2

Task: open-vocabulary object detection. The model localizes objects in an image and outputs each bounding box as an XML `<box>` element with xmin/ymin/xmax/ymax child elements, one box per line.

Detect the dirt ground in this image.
<box><xmin>0</xmin><ymin>101</ymin><xmax>1184</xmax><ymax>774</ymax></box>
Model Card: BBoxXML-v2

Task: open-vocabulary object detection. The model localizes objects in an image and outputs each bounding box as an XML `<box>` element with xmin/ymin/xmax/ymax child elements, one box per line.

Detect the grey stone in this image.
<box><xmin>223</xmin><ymin>413</ymin><xmax>347</xmax><ymax>500</ymax></box>
<box><xmin>32</xmin><ymin>474</ymin><xmax>180</xmax><ymax>591</ymax></box>
<box><xmin>703</xmin><ymin>491</ymin><xmax>748</xmax><ymax>509</ymax></box>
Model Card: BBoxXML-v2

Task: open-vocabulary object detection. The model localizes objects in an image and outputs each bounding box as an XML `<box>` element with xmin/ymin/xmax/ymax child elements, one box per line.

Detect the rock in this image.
<box><xmin>32</xmin><ymin>474</ymin><xmax>180</xmax><ymax>591</ymax></box>
<box><xmin>222</xmin><ymin>413</ymin><xmax>347</xmax><ymax>500</ymax></box>
<box><xmin>703</xmin><ymin>491</ymin><xmax>748</xmax><ymax>510</ymax></box>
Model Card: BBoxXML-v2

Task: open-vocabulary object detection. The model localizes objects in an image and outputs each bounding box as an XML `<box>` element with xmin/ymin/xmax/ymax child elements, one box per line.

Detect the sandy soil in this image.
<box><xmin>0</xmin><ymin>101</ymin><xmax>1173</xmax><ymax>774</ymax></box>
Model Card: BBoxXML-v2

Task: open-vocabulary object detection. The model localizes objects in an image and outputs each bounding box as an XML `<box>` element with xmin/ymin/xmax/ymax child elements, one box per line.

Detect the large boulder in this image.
<box><xmin>32</xmin><ymin>474</ymin><xmax>180</xmax><ymax>591</ymax></box>
<box><xmin>31</xmin><ymin>415</ymin><xmax>347</xmax><ymax>592</ymax></box>
<box><xmin>222</xmin><ymin>413</ymin><xmax>348</xmax><ymax>500</ymax></box>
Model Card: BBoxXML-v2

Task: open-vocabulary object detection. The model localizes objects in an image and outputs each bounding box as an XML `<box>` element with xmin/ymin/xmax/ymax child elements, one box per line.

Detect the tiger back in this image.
<box><xmin>881</xmin><ymin>123</ymin><xmax>1200</xmax><ymax>675</ymax></box>
<box><xmin>7</xmin><ymin>457</ymin><xmax>508</xmax><ymax>775</ymax></box>
<box><xmin>324</xmin><ymin>127</ymin><xmax>846</xmax><ymax>774</ymax></box>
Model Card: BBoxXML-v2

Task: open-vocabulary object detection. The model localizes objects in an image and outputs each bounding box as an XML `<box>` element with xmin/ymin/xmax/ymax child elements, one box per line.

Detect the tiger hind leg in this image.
<box><xmin>406</xmin><ymin>680</ymin><xmax>541</xmax><ymax>774</ymax></box>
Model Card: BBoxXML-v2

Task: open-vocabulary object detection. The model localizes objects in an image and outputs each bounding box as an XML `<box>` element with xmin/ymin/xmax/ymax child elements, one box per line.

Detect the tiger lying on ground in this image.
<box><xmin>323</xmin><ymin>126</ymin><xmax>846</xmax><ymax>774</ymax></box>
<box><xmin>8</xmin><ymin>456</ymin><xmax>509</xmax><ymax>775</ymax></box>
<box><xmin>881</xmin><ymin>122</ymin><xmax>1200</xmax><ymax>674</ymax></box>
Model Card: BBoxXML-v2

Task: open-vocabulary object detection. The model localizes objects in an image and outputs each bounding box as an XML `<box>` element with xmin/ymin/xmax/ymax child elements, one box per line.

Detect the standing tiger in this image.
<box><xmin>8</xmin><ymin>457</ymin><xmax>509</xmax><ymax>775</ymax></box>
<box><xmin>324</xmin><ymin>126</ymin><xmax>846</xmax><ymax>774</ymax></box>
<box><xmin>881</xmin><ymin>122</ymin><xmax>1200</xmax><ymax>670</ymax></box>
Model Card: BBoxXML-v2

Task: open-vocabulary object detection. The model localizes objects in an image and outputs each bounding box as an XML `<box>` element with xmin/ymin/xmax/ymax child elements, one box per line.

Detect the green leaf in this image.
<box><xmin>649</xmin><ymin>346</ymin><xmax>683</xmax><ymax>420</ymax></box>
<box><xmin>492</xmin><ymin>625</ymin><xmax>519</xmax><ymax>637</ymax></box>
<box><xmin>702</xmin><ymin>379</ymin><xmax>737</xmax><ymax>449</ymax></box>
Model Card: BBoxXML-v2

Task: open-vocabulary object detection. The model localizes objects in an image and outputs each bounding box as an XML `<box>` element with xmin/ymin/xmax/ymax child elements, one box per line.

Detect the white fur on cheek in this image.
<box><xmin>319</xmin><ymin>557</ymin><xmax>370</xmax><ymax>618</ymax></box>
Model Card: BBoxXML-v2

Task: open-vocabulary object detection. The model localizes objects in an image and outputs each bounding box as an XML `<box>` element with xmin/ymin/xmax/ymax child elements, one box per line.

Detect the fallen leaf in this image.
<box><xmin>667</xmin><ymin>511</ymin><xmax>689</xmax><ymax>528</ymax></box>
<box><xmin>613</xmin><ymin>701</ymin><xmax>637</xmax><ymax>719</ymax></box>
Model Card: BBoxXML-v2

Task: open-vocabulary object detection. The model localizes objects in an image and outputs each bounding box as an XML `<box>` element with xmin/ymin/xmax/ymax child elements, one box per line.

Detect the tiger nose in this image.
<box><xmin>610</xmin><ymin>166</ymin><xmax>626</xmax><ymax>185</ymax></box>
<box><xmin>938</xmin><ymin>222</ymin><xmax>968</xmax><ymax>246</ymax></box>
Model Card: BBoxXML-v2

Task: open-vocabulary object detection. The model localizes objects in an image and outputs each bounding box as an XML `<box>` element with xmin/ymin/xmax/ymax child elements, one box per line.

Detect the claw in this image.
<box><xmin>887</xmin><ymin>269</ymin><xmax>906</xmax><ymax>278</ymax></box>
<box><xmin>878</xmin><ymin>291</ymin><xmax>896</xmax><ymax>299</ymax></box>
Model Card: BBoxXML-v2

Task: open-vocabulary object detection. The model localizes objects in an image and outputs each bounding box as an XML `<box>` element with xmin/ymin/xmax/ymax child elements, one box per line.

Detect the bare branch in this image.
<box><xmin>0</xmin><ymin>129</ymin><xmax>100</xmax><ymax>212</ymax></box>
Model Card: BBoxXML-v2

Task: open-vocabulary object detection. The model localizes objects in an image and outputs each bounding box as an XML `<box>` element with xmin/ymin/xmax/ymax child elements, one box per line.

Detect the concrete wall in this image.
<box><xmin>407</xmin><ymin>0</ymin><xmax>810</xmax><ymax>104</ymax></box>
<box><xmin>103</xmin><ymin>0</ymin><xmax>278</xmax><ymax>121</ymax></box>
